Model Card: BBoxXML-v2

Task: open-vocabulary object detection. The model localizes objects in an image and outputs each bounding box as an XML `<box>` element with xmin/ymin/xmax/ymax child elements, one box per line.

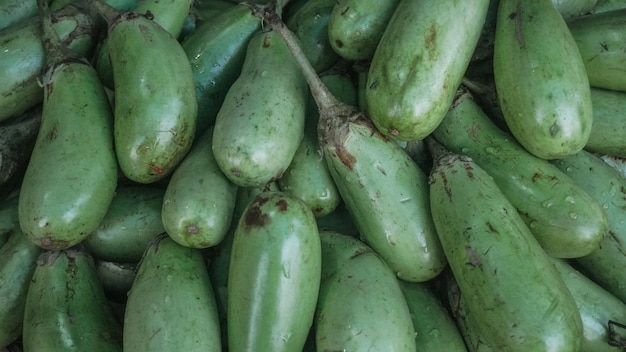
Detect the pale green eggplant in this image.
<box><xmin>428</xmin><ymin>139</ymin><xmax>583</xmax><ymax>351</ymax></box>
<box><xmin>94</xmin><ymin>0</ymin><xmax>194</xmax><ymax>88</ymax></box>
<box><xmin>553</xmin><ymin>0</ymin><xmax>599</xmax><ymax>18</ymax></box>
<box><xmin>327</xmin><ymin>0</ymin><xmax>400</xmax><ymax>61</ymax></box>
<box><xmin>315</xmin><ymin>230</ymin><xmax>416</xmax><ymax>352</ymax></box>
<box><xmin>18</xmin><ymin>2</ymin><xmax>118</xmax><ymax>250</ymax></box>
<box><xmin>265</xmin><ymin>12</ymin><xmax>446</xmax><ymax>282</ymax></box>
<box><xmin>83</xmin><ymin>186</ymin><xmax>165</xmax><ymax>263</ymax></box>
<box><xmin>0</xmin><ymin>4</ymin><xmax>97</xmax><ymax>122</ymax></box>
<box><xmin>585</xmin><ymin>88</ymin><xmax>626</xmax><ymax>157</ymax></box>
<box><xmin>494</xmin><ymin>0</ymin><xmax>593</xmax><ymax>159</ymax></box>
<box><xmin>182</xmin><ymin>4</ymin><xmax>261</xmax><ymax>134</ymax></box>
<box><xmin>162</xmin><ymin>127</ymin><xmax>237</xmax><ymax>249</ymax></box>
<box><xmin>551</xmin><ymin>258</ymin><xmax>626</xmax><ymax>352</ymax></box>
<box><xmin>88</xmin><ymin>0</ymin><xmax>198</xmax><ymax>183</ymax></box>
<box><xmin>568</xmin><ymin>8</ymin><xmax>626</xmax><ymax>92</ymax></box>
<box><xmin>433</xmin><ymin>89</ymin><xmax>606</xmax><ymax>258</ymax></box>
<box><xmin>398</xmin><ymin>280</ymin><xmax>468</xmax><ymax>352</ymax></box>
<box><xmin>365</xmin><ymin>0</ymin><xmax>489</xmax><ymax>141</ymax></box>
<box><xmin>550</xmin><ymin>149</ymin><xmax>626</xmax><ymax>303</ymax></box>
<box><xmin>22</xmin><ymin>248</ymin><xmax>123</xmax><ymax>351</ymax></box>
<box><xmin>212</xmin><ymin>29</ymin><xmax>308</xmax><ymax>187</ymax></box>
<box><xmin>277</xmin><ymin>72</ymin><xmax>356</xmax><ymax>218</ymax></box>
<box><xmin>227</xmin><ymin>191</ymin><xmax>321</xmax><ymax>352</ymax></box>
<box><xmin>0</xmin><ymin>230</ymin><xmax>41</xmax><ymax>347</ymax></box>
<box><xmin>0</xmin><ymin>0</ymin><xmax>37</xmax><ymax>31</ymax></box>
<box><xmin>123</xmin><ymin>234</ymin><xmax>221</xmax><ymax>351</ymax></box>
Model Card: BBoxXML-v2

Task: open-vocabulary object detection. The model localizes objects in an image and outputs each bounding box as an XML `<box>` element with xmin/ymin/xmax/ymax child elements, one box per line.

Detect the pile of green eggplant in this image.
<box><xmin>2</xmin><ymin>0</ymin><xmax>626</xmax><ymax>350</ymax></box>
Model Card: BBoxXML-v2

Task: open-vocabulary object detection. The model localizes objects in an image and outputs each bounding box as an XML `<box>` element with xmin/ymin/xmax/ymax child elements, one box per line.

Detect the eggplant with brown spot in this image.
<box><xmin>428</xmin><ymin>138</ymin><xmax>583</xmax><ymax>351</ymax></box>
<box><xmin>364</xmin><ymin>0</ymin><xmax>489</xmax><ymax>141</ymax></box>
<box><xmin>162</xmin><ymin>126</ymin><xmax>237</xmax><ymax>249</ymax></box>
<box><xmin>227</xmin><ymin>191</ymin><xmax>321</xmax><ymax>352</ymax></box>
<box><xmin>212</xmin><ymin>29</ymin><xmax>308</xmax><ymax>187</ymax></box>
<box><xmin>433</xmin><ymin>88</ymin><xmax>607</xmax><ymax>258</ymax></box>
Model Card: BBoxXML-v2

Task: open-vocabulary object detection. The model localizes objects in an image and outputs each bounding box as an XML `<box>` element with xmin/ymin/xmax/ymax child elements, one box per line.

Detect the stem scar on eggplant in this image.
<box><xmin>275</xmin><ymin>199</ymin><xmax>288</xmax><ymax>212</ymax></box>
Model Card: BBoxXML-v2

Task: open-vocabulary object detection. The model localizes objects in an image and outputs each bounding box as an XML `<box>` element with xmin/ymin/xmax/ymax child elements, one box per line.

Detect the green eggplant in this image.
<box><xmin>123</xmin><ymin>234</ymin><xmax>221</xmax><ymax>351</ymax></box>
<box><xmin>94</xmin><ymin>0</ymin><xmax>194</xmax><ymax>88</ymax></box>
<box><xmin>428</xmin><ymin>138</ymin><xmax>583</xmax><ymax>351</ymax></box>
<box><xmin>87</xmin><ymin>0</ymin><xmax>198</xmax><ymax>184</ymax></box>
<box><xmin>327</xmin><ymin>0</ymin><xmax>400</xmax><ymax>61</ymax></box>
<box><xmin>182</xmin><ymin>3</ymin><xmax>261</xmax><ymax>135</ymax></box>
<box><xmin>365</xmin><ymin>0</ymin><xmax>490</xmax><ymax>141</ymax></box>
<box><xmin>398</xmin><ymin>280</ymin><xmax>468</xmax><ymax>351</ymax></box>
<box><xmin>550</xmin><ymin>149</ymin><xmax>626</xmax><ymax>303</ymax></box>
<box><xmin>0</xmin><ymin>230</ymin><xmax>41</xmax><ymax>347</ymax></box>
<box><xmin>585</xmin><ymin>87</ymin><xmax>626</xmax><ymax>157</ymax></box>
<box><xmin>83</xmin><ymin>186</ymin><xmax>165</xmax><ymax>263</ymax></box>
<box><xmin>494</xmin><ymin>0</ymin><xmax>593</xmax><ymax>159</ymax></box>
<box><xmin>162</xmin><ymin>127</ymin><xmax>237</xmax><ymax>249</ymax></box>
<box><xmin>589</xmin><ymin>0</ymin><xmax>626</xmax><ymax>13</ymax></box>
<box><xmin>22</xmin><ymin>247</ymin><xmax>123</xmax><ymax>351</ymax></box>
<box><xmin>18</xmin><ymin>1</ymin><xmax>118</xmax><ymax>250</ymax></box>
<box><xmin>315</xmin><ymin>230</ymin><xmax>417</xmax><ymax>351</ymax></box>
<box><xmin>227</xmin><ymin>191</ymin><xmax>321</xmax><ymax>352</ymax></box>
<box><xmin>0</xmin><ymin>0</ymin><xmax>37</xmax><ymax>31</ymax></box>
<box><xmin>212</xmin><ymin>29</ymin><xmax>308</xmax><ymax>187</ymax></box>
<box><xmin>568</xmin><ymin>8</ymin><xmax>626</xmax><ymax>92</ymax></box>
<box><xmin>433</xmin><ymin>88</ymin><xmax>607</xmax><ymax>258</ymax></box>
<box><xmin>0</xmin><ymin>4</ymin><xmax>97</xmax><ymax>122</ymax></box>
<box><xmin>551</xmin><ymin>258</ymin><xmax>626</xmax><ymax>352</ymax></box>
<box><xmin>552</xmin><ymin>0</ymin><xmax>599</xmax><ymax>18</ymax></box>
<box><xmin>277</xmin><ymin>71</ymin><xmax>356</xmax><ymax>218</ymax></box>
<box><xmin>262</xmin><ymin>10</ymin><xmax>447</xmax><ymax>282</ymax></box>
<box><xmin>285</xmin><ymin>0</ymin><xmax>339</xmax><ymax>73</ymax></box>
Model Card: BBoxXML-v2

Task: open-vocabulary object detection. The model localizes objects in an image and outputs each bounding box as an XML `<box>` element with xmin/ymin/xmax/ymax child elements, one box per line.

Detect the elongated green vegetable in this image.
<box><xmin>551</xmin><ymin>258</ymin><xmax>626</xmax><ymax>352</ymax></box>
<box><xmin>22</xmin><ymin>247</ymin><xmax>123</xmax><ymax>351</ymax></box>
<box><xmin>0</xmin><ymin>0</ymin><xmax>37</xmax><ymax>31</ymax></box>
<box><xmin>18</xmin><ymin>0</ymin><xmax>118</xmax><ymax>250</ymax></box>
<box><xmin>258</xmin><ymin>6</ymin><xmax>447</xmax><ymax>282</ymax></box>
<box><xmin>365</xmin><ymin>0</ymin><xmax>489</xmax><ymax>141</ymax></box>
<box><xmin>83</xmin><ymin>186</ymin><xmax>165</xmax><ymax>263</ymax></box>
<box><xmin>277</xmin><ymin>72</ymin><xmax>355</xmax><ymax>218</ymax></box>
<box><xmin>182</xmin><ymin>4</ymin><xmax>261</xmax><ymax>134</ymax></box>
<box><xmin>327</xmin><ymin>0</ymin><xmax>400</xmax><ymax>61</ymax></box>
<box><xmin>315</xmin><ymin>230</ymin><xmax>417</xmax><ymax>351</ymax></box>
<box><xmin>87</xmin><ymin>0</ymin><xmax>198</xmax><ymax>184</ymax></box>
<box><xmin>212</xmin><ymin>29</ymin><xmax>308</xmax><ymax>187</ymax></box>
<box><xmin>584</xmin><ymin>88</ymin><xmax>626</xmax><ymax>157</ymax></box>
<box><xmin>550</xmin><ymin>149</ymin><xmax>626</xmax><ymax>303</ymax></box>
<box><xmin>494</xmin><ymin>0</ymin><xmax>593</xmax><ymax>158</ymax></box>
<box><xmin>227</xmin><ymin>191</ymin><xmax>321</xmax><ymax>352</ymax></box>
<box><xmin>94</xmin><ymin>0</ymin><xmax>195</xmax><ymax>88</ymax></box>
<box><xmin>0</xmin><ymin>4</ymin><xmax>97</xmax><ymax>122</ymax></box>
<box><xmin>428</xmin><ymin>138</ymin><xmax>583</xmax><ymax>351</ymax></box>
<box><xmin>123</xmin><ymin>234</ymin><xmax>221</xmax><ymax>351</ymax></box>
<box><xmin>433</xmin><ymin>89</ymin><xmax>606</xmax><ymax>258</ymax></box>
<box><xmin>0</xmin><ymin>230</ymin><xmax>41</xmax><ymax>347</ymax></box>
<box><xmin>568</xmin><ymin>8</ymin><xmax>626</xmax><ymax>92</ymax></box>
<box><xmin>398</xmin><ymin>280</ymin><xmax>467</xmax><ymax>352</ymax></box>
<box><xmin>162</xmin><ymin>127</ymin><xmax>237</xmax><ymax>248</ymax></box>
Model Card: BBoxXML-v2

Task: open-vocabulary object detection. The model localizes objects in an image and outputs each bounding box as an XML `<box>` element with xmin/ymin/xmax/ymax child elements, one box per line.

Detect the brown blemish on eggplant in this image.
<box><xmin>186</xmin><ymin>225</ymin><xmax>199</xmax><ymax>234</ymax></box>
<box><xmin>334</xmin><ymin>39</ymin><xmax>343</xmax><ymax>48</ymax></box>
<box><xmin>244</xmin><ymin>196</ymin><xmax>270</xmax><ymax>229</ymax></box>
<box><xmin>275</xmin><ymin>199</ymin><xmax>288</xmax><ymax>212</ymax></box>
<box><xmin>262</xmin><ymin>34</ymin><xmax>271</xmax><ymax>48</ymax></box>
<box><xmin>335</xmin><ymin>147</ymin><xmax>356</xmax><ymax>170</ymax></box>
<box><xmin>465</xmin><ymin>246</ymin><xmax>482</xmax><ymax>268</ymax></box>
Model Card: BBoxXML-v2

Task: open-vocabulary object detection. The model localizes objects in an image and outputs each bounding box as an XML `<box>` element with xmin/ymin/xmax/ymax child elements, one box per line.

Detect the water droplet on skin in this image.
<box><xmin>461</xmin><ymin>148</ymin><xmax>470</xmax><ymax>154</ymax></box>
<box><xmin>569</xmin><ymin>212</ymin><xmax>578</xmax><ymax>220</ymax></box>
<box><xmin>164</xmin><ymin>295</ymin><xmax>171</xmax><ymax>304</ymax></box>
<box><xmin>429</xmin><ymin>329</ymin><xmax>440</xmax><ymax>337</ymax></box>
<box><xmin>541</xmin><ymin>200</ymin><xmax>553</xmax><ymax>208</ymax></box>
<box><xmin>166</xmin><ymin>274</ymin><xmax>173</xmax><ymax>282</ymax></box>
<box><xmin>565</xmin><ymin>166</ymin><xmax>572</xmax><ymax>172</ymax></box>
<box><xmin>529</xmin><ymin>221</ymin><xmax>538</xmax><ymax>229</ymax></box>
<box><xmin>260</xmin><ymin>70</ymin><xmax>269</xmax><ymax>77</ymax></box>
<box><xmin>484</xmin><ymin>147</ymin><xmax>496</xmax><ymax>154</ymax></box>
<box><xmin>564</xmin><ymin>196</ymin><xmax>576</xmax><ymax>204</ymax></box>
<box><xmin>603</xmin><ymin>203</ymin><xmax>610</xmax><ymax>210</ymax></box>
<box><xmin>282</xmin><ymin>264</ymin><xmax>290</xmax><ymax>279</ymax></box>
